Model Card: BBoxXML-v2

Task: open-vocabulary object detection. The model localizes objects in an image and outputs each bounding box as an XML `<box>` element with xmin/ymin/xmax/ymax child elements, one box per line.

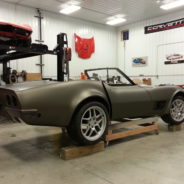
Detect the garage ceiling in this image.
<box><xmin>0</xmin><ymin>0</ymin><xmax>183</xmax><ymax>26</ymax></box>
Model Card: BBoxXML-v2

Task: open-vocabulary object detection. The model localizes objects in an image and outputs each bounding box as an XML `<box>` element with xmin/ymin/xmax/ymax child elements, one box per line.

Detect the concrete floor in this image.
<box><xmin>0</xmin><ymin>117</ymin><xmax>184</xmax><ymax>184</ymax></box>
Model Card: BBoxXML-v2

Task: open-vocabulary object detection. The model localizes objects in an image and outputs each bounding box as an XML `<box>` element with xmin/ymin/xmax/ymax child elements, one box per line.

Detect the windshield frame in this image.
<box><xmin>84</xmin><ymin>67</ymin><xmax>136</xmax><ymax>85</ymax></box>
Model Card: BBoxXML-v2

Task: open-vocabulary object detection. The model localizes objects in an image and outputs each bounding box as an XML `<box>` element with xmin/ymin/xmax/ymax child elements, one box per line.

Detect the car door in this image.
<box><xmin>105</xmin><ymin>84</ymin><xmax>154</xmax><ymax>119</ymax></box>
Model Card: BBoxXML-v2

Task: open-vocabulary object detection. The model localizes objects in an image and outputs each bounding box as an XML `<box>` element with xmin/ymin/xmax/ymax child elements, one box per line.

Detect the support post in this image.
<box><xmin>2</xmin><ymin>61</ymin><xmax>9</xmax><ymax>84</ymax></box>
<box><xmin>35</xmin><ymin>9</ymin><xmax>44</xmax><ymax>77</ymax></box>
<box><xmin>57</xmin><ymin>33</ymin><xmax>68</xmax><ymax>82</ymax></box>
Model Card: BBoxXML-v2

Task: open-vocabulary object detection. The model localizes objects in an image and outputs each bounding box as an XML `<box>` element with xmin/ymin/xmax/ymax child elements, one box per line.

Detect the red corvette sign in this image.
<box><xmin>145</xmin><ymin>18</ymin><xmax>184</xmax><ymax>34</ymax></box>
<box><xmin>74</xmin><ymin>33</ymin><xmax>95</xmax><ymax>59</ymax></box>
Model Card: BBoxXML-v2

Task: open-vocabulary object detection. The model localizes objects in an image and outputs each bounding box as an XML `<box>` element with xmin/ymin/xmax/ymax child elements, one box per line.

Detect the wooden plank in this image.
<box><xmin>60</xmin><ymin>141</ymin><xmax>105</xmax><ymax>160</ymax></box>
<box><xmin>106</xmin><ymin>124</ymin><xmax>158</xmax><ymax>141</ymax></box>
<box><xmin>26</xmin><ymin>73</ymin><xmax>42</xmax><ymax>81</ymax></box>
<box><xmin>108</xmin><ymin>130</ymin><xmax>112</xmax><ymax>135</ymax></box>
<box><xmin>109</xmin><ymin>117</ymin><xmax>158</xmax><ymax>130</ymax></box>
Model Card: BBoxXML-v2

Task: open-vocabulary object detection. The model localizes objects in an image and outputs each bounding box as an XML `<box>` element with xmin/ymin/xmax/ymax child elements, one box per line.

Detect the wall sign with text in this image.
<box><xmin>145</xmin><ymin>18</ymin><xmax>184</xmax><ymax>34</ymax></box>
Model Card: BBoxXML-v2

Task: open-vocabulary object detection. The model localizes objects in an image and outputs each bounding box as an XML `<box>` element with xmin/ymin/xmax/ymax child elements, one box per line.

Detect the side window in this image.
<box><xmin>87</xmin><ymin>70</ymin><xmax>107</xmax><ymax>81</ymax></box>
<box><xmin>108</xmin><ymin>70</ymin><xmax>132</xmax><ymax>86</ymax></box>
<box><xmin>86</xmin><ymin>69</ymin><xmax>133</xmax><ymax>86</ymax></box>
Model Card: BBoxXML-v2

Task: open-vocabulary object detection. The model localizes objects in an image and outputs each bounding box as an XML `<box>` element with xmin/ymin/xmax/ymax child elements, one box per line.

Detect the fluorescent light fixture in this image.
<box><xmin>60</xmin><ymin>5</ymin><xmax>81</xmax><ymax>15</ymax></box>
<box><xmin>160</xmin><ymin>0</ymin><xmax>184</xmax><ymax>10</ymax></box>
<box><xmin>106</xmin><ymin>18</ymin><xmax>127</xmax><ymax>25</ymax></box>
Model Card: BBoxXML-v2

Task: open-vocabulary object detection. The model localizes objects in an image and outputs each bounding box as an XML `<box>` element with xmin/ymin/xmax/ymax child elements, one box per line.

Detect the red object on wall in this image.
<box><xmin>74</xmin><ymin>33</ymin><xmax>95</xmax><ymax>59</ymax></box>
<box><xmin>178</xmin><ymin>85</ymin><xmax>184</xmax><ymax>88</ymax></box>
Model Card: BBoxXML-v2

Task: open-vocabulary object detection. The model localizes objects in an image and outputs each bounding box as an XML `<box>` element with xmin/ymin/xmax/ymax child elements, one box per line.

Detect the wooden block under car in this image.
<box><xmin>26</xmin><ymin>73</ymin><xmax>42</xmax><ymax>81</ymax></box>
<box><xmin>60</xmin><ymin>141</ymin><xmax>105</xmax><ymax>160</ymax></box>
<box><xmin>168</xmin><ymin>124</ymin><xmax>182</xmax><ymax>132</ymax></box>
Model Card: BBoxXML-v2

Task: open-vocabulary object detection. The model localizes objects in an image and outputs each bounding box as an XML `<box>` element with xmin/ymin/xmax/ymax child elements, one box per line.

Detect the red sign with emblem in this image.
<box><xmin>74</xmin><ymin>33</ymin><xmax>95</xmax><ymax>59</ymax></box>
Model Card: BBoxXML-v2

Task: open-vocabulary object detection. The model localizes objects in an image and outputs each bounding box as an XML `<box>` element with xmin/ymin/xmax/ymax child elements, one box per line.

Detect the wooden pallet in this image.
<box><xmin>59</xmin><ymin>117</ymin><xmax>159</xmax><ymax>160</ymax></box>
<box><xmin>106</xmin><ymin>117</ymin><xmax>159</xmax><ymax>142</ymax></box>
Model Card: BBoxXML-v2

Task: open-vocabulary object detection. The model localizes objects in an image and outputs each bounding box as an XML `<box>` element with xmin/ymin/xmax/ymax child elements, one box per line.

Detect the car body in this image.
<box><xmin>0</xmin><ymin>68</ymin><xmax>184</xmax><ymax>145</ymax></box>
<box><xmin>0</xmin><ymin>22</ymin><xmax>32</xmax><ymax>48</ymax></box>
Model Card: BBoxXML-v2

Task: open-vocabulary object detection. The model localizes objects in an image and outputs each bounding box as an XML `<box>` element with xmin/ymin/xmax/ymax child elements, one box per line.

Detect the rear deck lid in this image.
<box><xmin>0</xmin><ymin>81</ymin><xmax>58</xmax><ymax>92</ymax></box>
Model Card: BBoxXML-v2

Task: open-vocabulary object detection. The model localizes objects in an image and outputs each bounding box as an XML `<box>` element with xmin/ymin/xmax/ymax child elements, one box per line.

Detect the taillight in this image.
<box><xmin>6</xmin><ymin>95</ymin><xmax>11</xmax><ymax>106</ymax></box>
<box><xmin>6</xmin><ymin>95</ymin><xmax>17</xmax><ymax>107</ymax></box>
<box><xmin>12</xmin><ymin>96</ymin><xmax>17</xmax><ymax>106</ymax></box>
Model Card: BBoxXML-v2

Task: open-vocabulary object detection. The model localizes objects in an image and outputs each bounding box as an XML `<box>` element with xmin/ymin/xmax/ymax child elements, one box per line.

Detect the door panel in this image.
<box><xmin>106</xmin><ymin>85</ymin><xmax>153</xmax><ymax>119</ymax></box>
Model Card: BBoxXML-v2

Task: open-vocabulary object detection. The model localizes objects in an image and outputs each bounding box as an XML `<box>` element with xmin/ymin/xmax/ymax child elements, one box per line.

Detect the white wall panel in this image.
<box><xmin>118</xmin><ymin>10</ymin><xmax>184</xmax><ymax>85</ymax></box>
<box><xmin>0</xmin><ymin>1</ymin><xmax>118</xmax><ymax>79</ymax></box>
<box><xmin>42</xmin><ymin>11</ymin><xmax>117</xmax><ymax>78</ymax></box>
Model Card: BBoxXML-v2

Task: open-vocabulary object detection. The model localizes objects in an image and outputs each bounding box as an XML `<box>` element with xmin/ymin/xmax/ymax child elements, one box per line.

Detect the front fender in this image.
<box><xmin>67</xmin><ymin>82</ymin><xmax>109</xmax><ymax>125</ymax></box>
<box><xmin>164</xmin><ymin>88</ymin><xmax>184</xmax><ymax>114</ymax></box>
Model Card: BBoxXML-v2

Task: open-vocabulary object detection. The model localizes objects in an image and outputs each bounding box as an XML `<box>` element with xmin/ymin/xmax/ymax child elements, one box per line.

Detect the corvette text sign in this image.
<box><xmin>145</xmin><ymin>18</ymin><xmax>184</xmax><ymax>34</ymax></box>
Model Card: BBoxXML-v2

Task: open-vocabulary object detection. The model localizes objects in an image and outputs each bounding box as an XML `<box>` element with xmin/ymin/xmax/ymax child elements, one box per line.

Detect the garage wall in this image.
<box><xmin>117</xmin><ymin>10</ymin><xmax>184</xmax><ymax>85</ymax></box>
<box><xmin>0</xmin><ymin>1</ymin><xmax>117</xmax><ymax>79</ymax></box>
<box><xmin>43</xmin><ymin>11</ymin><xmax>117</xmax><ymax>78</ymax></box>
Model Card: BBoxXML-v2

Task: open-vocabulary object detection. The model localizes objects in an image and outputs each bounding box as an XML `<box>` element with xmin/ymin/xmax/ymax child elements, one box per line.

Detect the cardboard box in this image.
<box><xmin>26</xmin><ymin>73</ymin><xmax>42</xmax><ymax>81</ymax></box>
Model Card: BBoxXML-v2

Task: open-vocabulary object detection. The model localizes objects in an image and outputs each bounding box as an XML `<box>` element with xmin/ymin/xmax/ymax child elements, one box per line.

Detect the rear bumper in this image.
<box><xmin>5</xmin><ymin>107</ymin><xmax>38</xmax><ymax>123</ymax></box>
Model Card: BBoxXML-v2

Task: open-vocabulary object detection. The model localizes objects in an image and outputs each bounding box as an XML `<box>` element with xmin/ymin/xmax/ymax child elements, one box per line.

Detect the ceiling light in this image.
<box><xmin>156</xmin><ymin>0</ymin><xmax>164</xmax><ymax>3</ymax></box>
<box><xmin>160</xmin><ymin>0</ymin><xmax>184</xmax><ymax>10</ymax></box>
<box><xmin>106</xmin><ymin>18</ymin><xmax>127</xmax><ymax>26</ymax></box>
<box><xmin>60</xmin><ymin>5</ymin><xmax>81</xmax><ymax>15</ymax></box>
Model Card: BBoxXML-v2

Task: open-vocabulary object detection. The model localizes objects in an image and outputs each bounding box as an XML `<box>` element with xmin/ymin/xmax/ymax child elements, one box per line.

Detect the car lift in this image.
<box><xmin>0</xmin><ymin>33</ymin><xmax>71</xmax><ymax>84</ymax></box>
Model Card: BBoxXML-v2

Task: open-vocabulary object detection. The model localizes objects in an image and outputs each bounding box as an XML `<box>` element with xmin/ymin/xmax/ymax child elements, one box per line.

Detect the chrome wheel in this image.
<box><xmin>170</xmin><ymin>99</ymin><xmax>184</xmax><ymax>122</ymax></box>
<box><xmin>80</xmin><ymin>106</ymin><xmax>107</xmax><ymax>141</ymax></box>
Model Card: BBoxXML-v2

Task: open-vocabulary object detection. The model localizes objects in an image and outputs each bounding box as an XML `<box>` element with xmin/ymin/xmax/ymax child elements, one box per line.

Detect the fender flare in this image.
<box><xmin>165</xmin><ymin>89</ymin><xmax>184</xmax><ymax>114</ymax></box>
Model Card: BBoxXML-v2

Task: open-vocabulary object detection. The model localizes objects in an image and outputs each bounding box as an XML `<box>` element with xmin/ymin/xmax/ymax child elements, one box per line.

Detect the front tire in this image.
<box><xmin>161</xmin><ymin>96</ymin><xmax>184</xmax><ymax>125</ymax></box>
<box><xmin>67</xmin><ymin>101</ymin><xmax>109</xmax><ymax>145</ymax></box>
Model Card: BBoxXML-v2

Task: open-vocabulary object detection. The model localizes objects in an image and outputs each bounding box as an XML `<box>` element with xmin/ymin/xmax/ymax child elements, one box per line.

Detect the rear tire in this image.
<box><xmin>161</xmin><ymin>96</ymin><xmax>184</xmax><ymax>125</ymax></box>
<box><xmin>67</xmin><ymin>101</ymin><xmax>109</xmax><ymax>145</ymax></box>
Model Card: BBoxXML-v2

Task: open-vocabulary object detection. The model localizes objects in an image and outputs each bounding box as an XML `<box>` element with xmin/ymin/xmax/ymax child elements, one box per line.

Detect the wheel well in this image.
<box><xmin>173</xmin><ymin>92</ymin><xmax>184</xmax><ymax>99</ymax></box>
<box><xmin>69</xmin><ymin>96</ymin><xmax>111</xmax><ymax>125</ymax></box>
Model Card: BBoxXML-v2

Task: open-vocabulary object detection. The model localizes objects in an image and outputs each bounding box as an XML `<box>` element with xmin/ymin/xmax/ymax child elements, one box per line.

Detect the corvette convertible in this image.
<box><xmin>0</xmin><ymin>68</ymin><xmax>184</xmax><ymax>145</ymax></box>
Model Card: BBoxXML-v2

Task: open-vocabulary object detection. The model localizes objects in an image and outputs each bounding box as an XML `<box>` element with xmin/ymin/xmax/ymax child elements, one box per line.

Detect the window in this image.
<box><xmin>85</xmin><ymin>68</ymin><xmax>134</xmax><ymax>86</ymax></box>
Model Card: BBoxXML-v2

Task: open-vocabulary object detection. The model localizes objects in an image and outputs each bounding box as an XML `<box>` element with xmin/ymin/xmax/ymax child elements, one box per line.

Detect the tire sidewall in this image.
<box><xmin>168</xmin><ymin>96</ymin><xmax>184</xmax><ymax>125</ymax></box>
<box><xmin>72</xmin><ymin>101</ymin><xmax>109</xmax><ymax>145</ymax></box>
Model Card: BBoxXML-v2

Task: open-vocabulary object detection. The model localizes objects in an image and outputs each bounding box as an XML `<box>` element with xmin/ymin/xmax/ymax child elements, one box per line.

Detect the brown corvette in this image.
<box><xmin>0</xmin><ymin>68</ymin><xmax>184</xmax><ymax>145</ymax></box>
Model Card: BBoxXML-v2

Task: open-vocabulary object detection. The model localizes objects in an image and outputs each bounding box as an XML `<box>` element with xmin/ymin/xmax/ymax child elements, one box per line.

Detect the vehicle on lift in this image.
<box><xmin>0</xmin><ymin>67</ymin><xmax>184</xmax><ymax>145</ymax></box>
<box><xmin>0</xmin><ymin>22</ymin><xmax>32</xmax><ymax>54</ymax></box>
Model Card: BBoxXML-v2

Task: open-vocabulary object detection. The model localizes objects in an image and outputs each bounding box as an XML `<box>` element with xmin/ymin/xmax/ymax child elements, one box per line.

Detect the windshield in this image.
<box><xmin>84</xmin><ymin>68</ymin><xmax>135</xmax><ymax>86</ymax></box>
